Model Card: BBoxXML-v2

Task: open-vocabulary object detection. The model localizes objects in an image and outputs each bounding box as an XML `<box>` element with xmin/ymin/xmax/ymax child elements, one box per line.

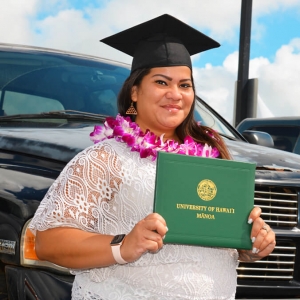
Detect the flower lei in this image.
<box><xmin>90</xmin><ymin>114</ymin><xmax>219</xmax><ymax>161</ymax></box>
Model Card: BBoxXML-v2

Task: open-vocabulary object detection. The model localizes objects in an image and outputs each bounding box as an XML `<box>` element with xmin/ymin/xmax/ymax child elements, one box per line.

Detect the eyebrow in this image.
<box><xmin>151</xmin><ymin>74</ymin><xmax>192</xmax><ymax>82</ymax></box>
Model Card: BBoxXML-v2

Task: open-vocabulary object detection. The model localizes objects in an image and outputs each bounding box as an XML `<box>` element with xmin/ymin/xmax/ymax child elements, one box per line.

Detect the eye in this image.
<box><xmin>180</xmin><ymin>83</ymin><xmax>193</xmax><ymax>89</ymax></box>
<box><xmin>155</xmin><ymin>80</ymin><xmax>167</xmax><ymax>86</ymax></box>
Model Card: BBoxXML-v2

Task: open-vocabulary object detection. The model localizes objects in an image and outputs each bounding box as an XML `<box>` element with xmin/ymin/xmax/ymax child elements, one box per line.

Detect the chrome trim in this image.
<box><xmin>254</xmin><ymin>185</ymin><xmax>298</xmax><ymax>228</ymax></box>
<box><xmin>238</xmin><ymin>275</ymin><xmax>293</xmax><ymax>279</ymax></box>
<box><xmin>237</xmin><ymin>242</ymin><xmax>296</xmax><ymax>281</ymax></box>
<box><xmin>238</xmin><ymin>267</ymin><xmax>293</xmax><ymax>272</ymax></box>
<box><xmin>0</xmin><ymin>239</ymin><xmax>16</xmax><ymax>255</ymax></box>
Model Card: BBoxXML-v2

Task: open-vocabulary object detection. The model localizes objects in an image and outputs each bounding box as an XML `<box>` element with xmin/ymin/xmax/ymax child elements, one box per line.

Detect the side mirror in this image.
<box><xmin>241</xmin><ymin>130</ymin><xmax>274</xmax><ymax>148</ymax></box>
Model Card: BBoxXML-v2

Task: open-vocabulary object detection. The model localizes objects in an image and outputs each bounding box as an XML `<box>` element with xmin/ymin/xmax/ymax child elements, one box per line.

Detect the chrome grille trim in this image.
<box><xmin>254</xmin><ymin>185</ymin><xmax>298</xmax><ymax>228</ymax></box>
<box><xmin>237</xmin><ymin>241</ymin><xmax>296</xmax><ymax>281</ymax></box>
<box><xmin>239</xmin><ymin>268</ymin><xmax>293</xmax><ymax>272</ymax></box>
<box><xmin>263</xmin><ymin>220</ymin><xmax>297</xmax><ymax>225</ymax></box>
<box><xmin>253</xmin><ymin>260</ymin><xmax>294</xmax><ymax>264</ymax></box>
<box><xmin>255</xmin><ymin>191</ymin><xmax>297</xmax><ymax>197</ymax></box>
<box><xmin>238</xmin><ymin>185</ymin><xmax>298</xmax><ymax>281</ymax></box>
<box><xmin>258</xmin><ymin>205</ymin><xmax>297</xmax><ymax>211</ymax></box>
<box><xmin>269</xmin><ymin>254</ymin><xmax>295</xmax><ymax>258</ymax></box>
<box><xmin>255</xmin><ymin>198</ymin><xmax>297</xmax><ymax>204</ymax></box>
<box><xmin>262</xmin><ymin>212</ymin><xmax>297</xmax><ymax>216</ymax></box>
<box><xmin>275</xmin><ymin>246</ymin><xmax>296</xmax><ymax>250</ymax></box>
<box><xmin>238</xmin><ymin>275</ymin><xmax>293</xmax><ymax>279</ymax></box>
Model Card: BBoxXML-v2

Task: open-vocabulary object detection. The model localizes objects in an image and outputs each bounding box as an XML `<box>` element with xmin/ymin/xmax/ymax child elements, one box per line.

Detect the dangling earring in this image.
<box><xmin>126</xmin><ymin>102</ymin><xmax>137</xmax><ymax>115</ymax></box>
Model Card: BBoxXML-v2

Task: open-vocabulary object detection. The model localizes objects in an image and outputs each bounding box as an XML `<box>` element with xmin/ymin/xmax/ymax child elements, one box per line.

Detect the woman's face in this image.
<box><xmin>131</xmin><ymin>66</ymin><xmax>194</xmax><ymax>140</ymax></box>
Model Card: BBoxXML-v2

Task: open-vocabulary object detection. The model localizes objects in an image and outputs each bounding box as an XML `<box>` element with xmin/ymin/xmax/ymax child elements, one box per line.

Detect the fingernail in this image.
<box><xmin>252</xmin><ymin>247</ymin><xmax>257</xmax><ymax>253</ymax></box>
<box><xmin>248</xmin><ymin>218</ymin><xmax>253</xmax><ymax>224</ymax></box>
<box><xmin>163</xmin><ymin>235</ymin><xmax>166</xmax><ymax>239</ymax></box>
<box><xmin>166</xmin><ymin>226</ymin><xmax>169</xmax><ymax>232</ymax></box>
<box><xmin>256</xmin><ymin>248</ymin><xmax>260</xmax><ymax>254</ymax></box>
<box><xmin>251</xmin><ymin>237</ymin><xmax>256</xmax><ymax>243</ymax></box>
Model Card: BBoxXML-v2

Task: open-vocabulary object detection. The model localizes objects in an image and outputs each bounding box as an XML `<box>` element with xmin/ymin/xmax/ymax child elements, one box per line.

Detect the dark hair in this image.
<box><xmin>118</xmin><ymin>68</ymin><xmax>151</xmax><ymax>120</ymax></box>
<box><xmin>117</xmin><ymin>68</ymin><xmax>231</xmax><ymax>159</ymax></box>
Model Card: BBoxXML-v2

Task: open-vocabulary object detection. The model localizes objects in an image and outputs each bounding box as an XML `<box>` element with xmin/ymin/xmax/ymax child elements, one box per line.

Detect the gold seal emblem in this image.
<box><xmin>197</xmin><ymin>179</ymin><xmax>217</xmax><ymax>201</ymax></box>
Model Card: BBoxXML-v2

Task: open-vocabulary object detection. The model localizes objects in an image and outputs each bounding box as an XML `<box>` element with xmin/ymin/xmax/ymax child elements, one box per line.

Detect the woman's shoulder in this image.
<box><xmin>86</xmin><ymin>138</ymin><xmax>120</xmax><ymax>150</ymax></box>
<box><xmin>82</xmin><ymin>139</ymin><xmax>125</xmax><ymax>158</ymax></box>
<box><xmin>74</xmin><ymin>138</ymin><xmax>155</xmax><ymax>168</ymax></box>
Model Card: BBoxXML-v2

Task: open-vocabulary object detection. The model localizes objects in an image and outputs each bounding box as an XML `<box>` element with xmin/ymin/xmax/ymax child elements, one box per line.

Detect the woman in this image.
<box><xmin>29</xmin><ymin>14</ymin><xmax>276</xmax><ymax>299</ymax></box>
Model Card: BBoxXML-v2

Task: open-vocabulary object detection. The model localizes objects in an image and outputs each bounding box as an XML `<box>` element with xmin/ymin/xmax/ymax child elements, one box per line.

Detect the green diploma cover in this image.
<box><xmin>153</xmin><ymin>152</ymin><xmax>256</xmax><ymax>249</ymax></box>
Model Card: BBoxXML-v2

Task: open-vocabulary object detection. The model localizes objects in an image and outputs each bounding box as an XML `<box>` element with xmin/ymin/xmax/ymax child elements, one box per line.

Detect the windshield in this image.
<box><xmin>0</xmin><ymin>46</ymin><xmax>239</xmax><ymax>139</ymax></box>
<box><xmin>0</xmin><ymin>49</ymin><xmax>130</xmax><ymax>117</ymax></box>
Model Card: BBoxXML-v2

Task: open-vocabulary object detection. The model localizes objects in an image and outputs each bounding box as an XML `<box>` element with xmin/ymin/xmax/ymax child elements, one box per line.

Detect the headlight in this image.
<box><xmin>20</xmin><ymin>219</ymin><xmax>70</xmax><ymax>274</ymax></box>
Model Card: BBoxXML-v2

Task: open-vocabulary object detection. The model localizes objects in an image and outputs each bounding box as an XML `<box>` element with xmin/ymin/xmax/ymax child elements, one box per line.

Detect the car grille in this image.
<box><xmin>254</xmin><ymin>185</ymin><xmax>298</xmax><ymax>227</ymax></box>
<box><xmin>237</xmin><ymin>185</ymin><xmax>298</xmax><ymax>281</ymax></box>
<box><xmin>237</xmin><ymin>240</ymin><xmax>296</xmax><ymax>280</ymax></box>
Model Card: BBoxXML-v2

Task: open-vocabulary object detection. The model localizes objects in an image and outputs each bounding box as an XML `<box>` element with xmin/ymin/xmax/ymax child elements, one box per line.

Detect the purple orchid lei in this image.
<box><xmin>90</xmin><ymin>114</ymin><xmax>219</xmax><ymax>161</ymax></box>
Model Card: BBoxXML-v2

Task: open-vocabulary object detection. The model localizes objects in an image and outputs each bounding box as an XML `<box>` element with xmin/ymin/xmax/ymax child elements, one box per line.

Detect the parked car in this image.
<box><xmin>1</xmin><ymin>43</ymin><xmax>300</xmax><ymax>299</ymax></box>
<box><xmin>237</xmin><ymin>116</ymin><xmax>300</xmax><ymax>154</ymax></box>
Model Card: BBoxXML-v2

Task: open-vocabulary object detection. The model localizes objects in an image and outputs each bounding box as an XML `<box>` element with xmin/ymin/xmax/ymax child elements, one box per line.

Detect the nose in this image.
<box><xmin>165</xmin><ymin>85</ymin><xmax>182</xmax><ymax>101</ymax></box>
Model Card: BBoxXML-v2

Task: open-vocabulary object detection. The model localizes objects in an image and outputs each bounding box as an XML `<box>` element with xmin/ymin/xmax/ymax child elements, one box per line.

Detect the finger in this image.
<box><xmin>256</xmin><ymin>241</ymin><xmax>276</xmax><ymax>258</ymax></box>
<box><xmin>144</xmin><ymin>213</ymin><xmax>167</xmax><ymax>226</ymax></box>
<box><xmin>146</xmin><ymin>230</ymin><xmax>165</xmax><ymax>250</ymax></box>
<box><xmin>251</xmin><ymin>226</ymin><xmax>269</xmax><ymax>253</ymax></box>
<box><xmin>130</xmin><ymin>217</ymin><xmax>167</xmax><ymax>247</ymax></box>
<box><xmin>248</xmin><ymin>206</ymin><xmax>262</xmax><ymax>224</ymax></box>
<box><xmin>141</xmin><ymin>225</ymin><xmax>165</xmax><ymax>242</ymax></box>
<box><xmin>143</xmin><ymin>213</ymin><xmax>168</xmax><ymax>236</ymax></box>
<box><xmin>255</xmin><ymin>229</ymin><xmax>276</xmax><ymax>254</ymax></box>
<box><xmin>137</xmin><ymin>234</ymin><xmax>164</xmax><ymax>252</ymax></box>
<box><xmin>142</xmin><ymin>214</ymin><xmax>168</xmax><ymax>237</ymax></box>
<box><xmin>122</xmin><ymin>234</ymin><xmax>162</xmax><ymax>260</ymax></box>
<box><xmin>250</xmin><ymin>217</ymin><xmax>265</xmax><ymax>242</ymax></box>
<box><xmin>121</xmin><ymin>214</ymin><xmax>168</xmax><ymax>262</ymax></box>
<box><xmin>121</xmin><ymin>228</ymin><xmax>164</xmax><ymax>261</ymax></box>
<box><xmin>148</xmin><ymin>238</ymin><xmax>164</xmax><ymax>253</ymax></box>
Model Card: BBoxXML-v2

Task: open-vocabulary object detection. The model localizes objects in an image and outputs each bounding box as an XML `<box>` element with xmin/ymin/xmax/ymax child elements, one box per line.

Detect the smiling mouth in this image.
<box><xmin>163</xmin><ymin>105</ymin><xmax>181</xmax><ymax>111</ymax></box>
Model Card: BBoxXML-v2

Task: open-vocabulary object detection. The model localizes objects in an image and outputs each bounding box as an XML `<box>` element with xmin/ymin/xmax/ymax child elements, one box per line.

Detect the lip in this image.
<box><xmin>162</xmin><ymin>104</ymin><xmax>182</xmax><ymax>111</ymax></box>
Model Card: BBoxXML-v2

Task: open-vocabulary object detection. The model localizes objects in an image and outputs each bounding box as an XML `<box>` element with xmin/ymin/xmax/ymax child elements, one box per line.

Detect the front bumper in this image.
<box><xmin>4</xmin><ymin>265</ymin><xmax>300</xmax><ymax>299</ymax></box>
<box><xmin>236</xmin><ymin>281</ymin><xmax>300</xmax><ymax>298</ymax></box>
<box><xmin>5</xmin><ymin>266</ymin><xmax>74</xmax><ymax>300</ymax></box>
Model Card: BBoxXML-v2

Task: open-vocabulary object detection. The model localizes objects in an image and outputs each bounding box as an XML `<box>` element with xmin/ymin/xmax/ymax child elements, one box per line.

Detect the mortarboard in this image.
<box><xmin>100</xmin><ymin>14</ymin><xmax>220</xmax><ymax>73</ymax></box>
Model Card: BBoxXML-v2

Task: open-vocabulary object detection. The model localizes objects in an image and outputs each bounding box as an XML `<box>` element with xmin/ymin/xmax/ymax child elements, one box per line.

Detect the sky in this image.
<box><xmin>1</xmin><ymin>0</ymin><xmax>300</xmax><ymax>126</ymax></box>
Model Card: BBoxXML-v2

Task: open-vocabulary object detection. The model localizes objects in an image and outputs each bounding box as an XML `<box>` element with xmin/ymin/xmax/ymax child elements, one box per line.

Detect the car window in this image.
<box><xmin>194</xmin><ymin>100</ymin><xmax>236</xmax><ymax>139</ymax></box>
<box><xmin>250</xmin><ymin>125</ymin><xmax>299</xmax><ymax>152</ymax></box>
<box><xmin>0</xmin><ymin>51</ymin><xmax>130</xmax><ymax>117</ymax></box>
<box><xmin>3</xmin><ymin>91</ymin><xmax>65</xmax><ymax>115</ymax></box>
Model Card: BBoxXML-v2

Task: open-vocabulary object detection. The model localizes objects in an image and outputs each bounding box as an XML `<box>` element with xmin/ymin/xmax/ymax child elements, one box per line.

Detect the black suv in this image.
<box><xmin>1</xmin><ymin>43</ymin><xmax>300</xmax><ymax>299</ymax></box>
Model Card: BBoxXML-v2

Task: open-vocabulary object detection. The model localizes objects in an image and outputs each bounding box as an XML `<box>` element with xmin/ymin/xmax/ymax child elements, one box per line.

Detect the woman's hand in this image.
<box><xmin>35</xmin><ymin>213</ymin><xmax>167</xmax><ymax>268</ymax></box>
<box><xmin>238</xmin><ymin>206</ymin><xmax>276</xmax><ymax>262</ymax></box>
<box><xmin>120</xmin><ymin>213</ymin><xmax>168</xmax><ymax>263</ymax></box>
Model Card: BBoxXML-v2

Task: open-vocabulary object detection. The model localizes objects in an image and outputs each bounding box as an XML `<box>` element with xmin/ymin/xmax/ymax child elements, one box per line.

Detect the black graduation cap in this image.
<box><xmin>101</xmin><ymin>14</ymin><xmax>220</xmax><ymax>72</ymax></box>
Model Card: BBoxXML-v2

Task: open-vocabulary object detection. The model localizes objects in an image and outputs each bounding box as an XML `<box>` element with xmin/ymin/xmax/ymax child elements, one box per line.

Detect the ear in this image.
<box><xmin>131</xmin><ymin>86</ymin><xmax>138</xmax><ymax>102</ymax></box>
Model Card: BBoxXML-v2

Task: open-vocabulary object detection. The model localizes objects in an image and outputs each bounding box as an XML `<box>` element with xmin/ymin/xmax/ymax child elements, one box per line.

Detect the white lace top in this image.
<box><xmin>29</xmin><ymin>139</ymin><xmax>239</xmax><ymax>300</ymax></box>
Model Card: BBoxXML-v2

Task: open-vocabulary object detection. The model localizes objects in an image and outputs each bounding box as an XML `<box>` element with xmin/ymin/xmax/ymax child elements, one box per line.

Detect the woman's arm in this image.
<box><xmin>36</xmin><ymin>228</ymin><xmax>115</xmax><ymax>268</ymax></box>
<box><xmin>238</xmin><ymin>207</ymin><xmax>276</xmax><ymax>262</ymax></box>
<box><xmin>35</xmin><ymin>213</ymin><xmax>168</xmax><ymax>269</ymax></box>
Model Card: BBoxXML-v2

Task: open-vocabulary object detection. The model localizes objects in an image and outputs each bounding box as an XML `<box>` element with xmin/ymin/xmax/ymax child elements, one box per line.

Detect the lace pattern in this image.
<box><xmin>30</xmin><ymin>139</ymin><xmax>238</xmax><ymax>299</ymax></box>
